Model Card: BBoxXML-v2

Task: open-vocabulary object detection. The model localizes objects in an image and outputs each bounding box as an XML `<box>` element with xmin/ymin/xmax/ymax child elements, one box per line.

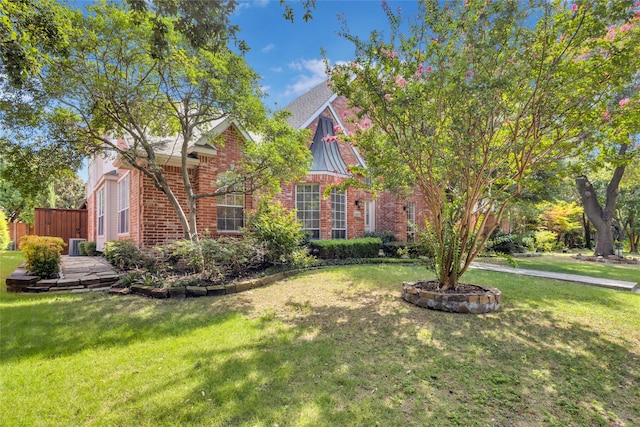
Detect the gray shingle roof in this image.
<box><xmin>282</xmin><ymin>80</ymin><xmax>335</xmax><ymax>129</ymax></box>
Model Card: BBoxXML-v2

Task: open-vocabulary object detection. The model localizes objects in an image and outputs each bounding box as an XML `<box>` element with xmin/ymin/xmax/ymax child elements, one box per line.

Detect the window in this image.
<box><xmin>364</xmin><ymin>200</ymin><xmax>375</xmax><ymax>233</ymax></box>
<box><xmin>406</xmin><ymin>202</ymin><xmax>416</xmax><ymax>242</ymax></box>
<box><xmin>296</xmin><ymin>184</ymin><xmax>320</xmax><ymax>239</ymax></box>
<box><xmin>97</xmin><ymin>188</ymin><xmax>105</xmax><ymax>236</ymax></box>
<box><xmin>118</xmin><ymin>174</ymin><xmax>130</xmax><ymax>234</ymax></box>
<box><xmin>217</xmin><ymin>193</ymin><xmax>244</xmax><ymax>232</ymax></box>
<box><xmin>332</xmin><ymin>189</ymin><xmax>346</xmax><ymax>239</ymax></box>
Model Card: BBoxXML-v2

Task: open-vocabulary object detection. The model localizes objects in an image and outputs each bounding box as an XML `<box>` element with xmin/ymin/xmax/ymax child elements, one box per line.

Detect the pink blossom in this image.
<box><xmin>363</xmin><ymin>119</ymin><xmax>371</xmax><ymax>128</ymax></box>
<box><xmin>571</xmin><ymin>4</ymin><xmax>578</xmax><ymax>12</ymax></box>
<box><xmin>602</xmin><ymin>110</ymin><xmax>611</xmax><ymax>121</ymax></box>
<box><xmin>425</xmin><ymin>65</ymin><xmax>433</xmax><ymax>73</ymax></box>
<box><xmin>619</xmin><ymin>98</ymin><xmax>631</xmax><ymax>107</ymax></box>
<box><xmin>388</xmin><ymin>51</ymin><xmax>398</xmax><ymax>59</ymax></box>
<box><xmin>395</xmin><ymin>75</ymin><xmax>408</xmax><ymax>88</ymax></box>
<box><xmin>342</xmin><ymin>110</ymin><xmax>349</xmax><ymax>119</ymax></box>
<box><xmin>464</xmin><ymin>0</ymin><xmax>469</xmax><ymax>6</ymax></box>
<box><xmin>384</xmin><ymin>93</ymin><xmax>393</xmax><ymax>101</ymax></box>
<box><xmin>465</xmin><ymin>70</ymin><xmax>474</xmax><ymax>80</ymax></box>
<box><xmin>333</xmin><ymin>125</ymin><xmax>342</xmax><ymax>133</ymax></box>
<box><xmin>619</xmin><ymin>23</ymin><xmax>633</xmax><ymax>33</ymax></box>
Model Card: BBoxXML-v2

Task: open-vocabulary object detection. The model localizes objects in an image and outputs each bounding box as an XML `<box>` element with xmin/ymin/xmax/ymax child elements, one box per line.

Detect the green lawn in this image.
<box><xmin>479</xmin><ymin>253</ymin><xmax>640</xmax><ymax>284</ymax></box>
<box><xmin>1</xmin><ymin>257</ymin><xmax>639</xmax><ymax>426</ymax></box>
<box><xmin>0</xmin><ymin>250</ymin><xmax>24</xmax><ymax>293</ymax></box>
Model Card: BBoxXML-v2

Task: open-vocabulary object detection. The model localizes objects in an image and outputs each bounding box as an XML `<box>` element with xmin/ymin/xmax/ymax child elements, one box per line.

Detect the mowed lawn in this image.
<box><xmin>1</xmin><ymin>253</ymin><xmax>639</xmax><ymax>426</ymax></box>
<box><xmin>479</xmin><ymin>253</ymin><xmax>640</xmax><ymax>284</ymax></box>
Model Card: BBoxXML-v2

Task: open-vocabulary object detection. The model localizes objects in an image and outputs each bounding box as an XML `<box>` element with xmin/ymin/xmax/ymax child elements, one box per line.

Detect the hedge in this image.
<box><xmin>308</xmin><ymin>238</ymin><xmax>382</xmax><ymax>259</ymax></box>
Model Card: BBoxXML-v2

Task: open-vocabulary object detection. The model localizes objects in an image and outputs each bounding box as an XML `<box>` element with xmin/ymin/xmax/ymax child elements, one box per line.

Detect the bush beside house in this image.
<box><xmin>19</xmin><ymin>236</ymin><xmax>66</xmax><ymax>278</ymax></box>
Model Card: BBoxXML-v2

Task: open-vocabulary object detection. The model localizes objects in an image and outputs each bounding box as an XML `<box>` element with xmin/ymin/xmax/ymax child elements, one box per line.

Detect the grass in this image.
<box><xmin>1</xmin><ymin>253</ymin><xmax>639</xmax><ymax>426</ymax></box>
<box><xmin>0</xmin><ymin>250</ymin><xmax>24</xmax><ymax>292</ymax></box>
<box><xmin>479</xmin><ymin>253</ymin><xmax>640</xmax><ymax>284</ymax></box>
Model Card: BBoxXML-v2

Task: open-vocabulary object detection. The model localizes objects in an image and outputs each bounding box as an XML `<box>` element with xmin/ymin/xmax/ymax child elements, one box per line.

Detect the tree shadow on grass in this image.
<box><xmin>0</xmin><ymin>292</ymin><xmax>256</xmax><ymax>363</ymax></box>
<box><xmin>94</xmin><ymin>273</ymin><xmax>639</xmax><ymax>426</ymax></box>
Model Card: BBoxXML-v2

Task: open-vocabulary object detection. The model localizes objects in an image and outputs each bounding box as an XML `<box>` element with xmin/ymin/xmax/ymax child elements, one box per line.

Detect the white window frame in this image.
<box><xmin>118</xmin><ymin>173</ymin><xmax>130</xmax><ymax>234</ymax></box>
<box><xmin>217</xmin><ymin>192</ymin><xmax>245</xmax><ymax>232</ymax></box>
<box><xmin>364</xmin><ymin>200</ymin><xmax>375</xmax><ymax>233</ymax></box>
<box><xmin>331</xmin><ymin>189</ymin><xmax>347</xmax><ymax>239</ymax></box>
<box><xmin>97</xmin><ymin>187</ymin><xmax>105</xmax><ymax>236</ymax></box>
<box><xmin>406</xmin><ymin>201</ymin><xmax>416</xmax><ymax>242</ymax></box>
<box><xmin>296</xmin><ymin>184</ymin><xmax>320</xmax><ymax>240</ymax></box>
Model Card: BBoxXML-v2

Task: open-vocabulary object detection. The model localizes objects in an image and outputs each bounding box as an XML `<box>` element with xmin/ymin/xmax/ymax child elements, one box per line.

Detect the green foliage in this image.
<box><xmin>309</xmin><ymin>238</ymin><xmax>382</xmax><ymax>259</ymax></box>
<box><xmin>534</xmin><ymin>230</ymin><xmax>559</xmax><ymax>253</ymax></box>
<box><xmin>381</xmin><ymin>241</ymin><xmax>434</xmax><ymax>259</ymax></box>
<box><xmin>103</xmin><ymin>240</ymin><xmax>145</xmax><ymax>271</ymax></box>
<box><xmin>244</xmin><ymin>199</ymin><xmax>307</xmax><ymax>265</ymax></box>
<box><xmin>77</xmin><ymin>241</ymin><xmax>87</xmax><ymax>256</ymax></box>
<box><xmin>328</xmin><ymin>0</ymin><xmax>640</xmax><ymax>288</ymax></box>
<box><xmin>362</xmin><ymin>230</ymin><xmax>396</xmax><ymax>243</ymax></box>
<box><xmin>84</xmin><ymin>241</ymin><xmax>97</xmax><ymax>256</ymax></box>
<box><xmin>0</xmin><ymin>210</ymin><xmax>9</xmax><ymax>250</ymax></box>
<box><xmin>165</xmin><ymin>237</ymin><xmax>265</xmax><ymax>283</ymax></box>
<box><xmin>19</xmin><ymin>235</ymin><xmax>65</xmax><ymax>278</ymax></box>
<box><xmin>486</xmin><ymin>231</ymin><xmax>517</xmax><ymax>255</ymax></box>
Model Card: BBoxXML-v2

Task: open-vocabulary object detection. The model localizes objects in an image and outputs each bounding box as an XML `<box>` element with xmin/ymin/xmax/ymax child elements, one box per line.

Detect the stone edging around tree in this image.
<box><xmin>401</xmin><ymin>281</ymin><xmax>502</xmax><ymax>314</ymax></box>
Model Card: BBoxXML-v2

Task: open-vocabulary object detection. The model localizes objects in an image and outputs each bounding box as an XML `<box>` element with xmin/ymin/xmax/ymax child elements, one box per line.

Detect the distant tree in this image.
<box><xmin>538</xmin><ymin>200</ymin><xmax>583</xmax><ymax>247</ymax></box>
<box><xmin>329</xmin><ymin>0</ymin><xmax>640</xmax><ymax>289</ymax></box>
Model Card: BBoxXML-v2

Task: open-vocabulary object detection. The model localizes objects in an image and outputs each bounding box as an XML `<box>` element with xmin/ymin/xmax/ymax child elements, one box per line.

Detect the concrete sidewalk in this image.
<box><xmin>470</xmin><ymin>262</ymin><xmax>639</xmax><ymax>293</ymax></box>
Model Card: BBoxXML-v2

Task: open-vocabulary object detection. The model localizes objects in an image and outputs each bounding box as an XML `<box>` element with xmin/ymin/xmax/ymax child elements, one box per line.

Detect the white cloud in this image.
<box><xmin>260</xmin><ymin>85</ymin><xmax>271</xmax><ymax>93</ymax></box>
<box><xmin>270</xmin><ymin>67</ymin><xmax>283</xmax><ymax>73</ymax></box>
<box><xmin>284</xmin><ymin>58</ymin><xmax>328</xmax><ymax>96</ymax></box>
<box><xmin>235</xmin><ymin>0</ymin><xmax>270</xmax><ymax>14</ymax></box>
<box><xmin>261</xmin><ymin>43</ymin><xmax>275</xmax><ymax>53</ymax></box>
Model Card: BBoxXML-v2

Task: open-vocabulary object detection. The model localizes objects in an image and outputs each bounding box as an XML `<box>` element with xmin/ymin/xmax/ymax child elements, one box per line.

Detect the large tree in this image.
<box><xmin>329</xmin><ymin>0</ymin><xmax>640</xmax><ymax>289</ymax></box>
<box><xmin>33</xmin><ymin>1</ymin><xmax>309</xmax><ymax>241</ymax></box>
<box><xmin>575</xmin><ymin>76</ymin><xmax>639</xmax><ymax>256</ymax></box>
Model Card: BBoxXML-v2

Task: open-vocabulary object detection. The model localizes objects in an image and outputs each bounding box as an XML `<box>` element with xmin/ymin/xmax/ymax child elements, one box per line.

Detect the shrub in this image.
<box><xmin>362</xmin><ymin>230</ymin><xmax>396</xmax><ymax>243</ymax></box>
<box><xmin>20</xmin><ymin>235</ymin><xmax>66</xmax><ymax>278</ymax></box>
<box><xmin>84</xmin><ymin>241</ymin><xmax>97</xmax><ymax>256</ymax></box>
<box><xmin>165</xmin><ymin>237</ymin><xmax>266</xmax><ymax>283</ymax></box>
<box><xmin>245</xmin><ymin>200</ymin><xmax>306</xmax><ymax>265</ymax></box>
<box><xmin>0</xmin><ymin>210</ymin><xmax>9</xmax><ymax>250</ymax></box>
<box><xmin>382</xmin><ymin>241</ymin><xmax>407</xmax><ymax>258</ymax></box>
<box><xmin>486</xmin><ymin>230</ymin><xmax>516</xmax><ymax>254</ymax></box>
<box><xmin>309</xmin><ymin>238</ymin><xmax>382</xmax><ymax>259</ymax></box>
<box><xmin>104</xmin><ymin>239</ymin><xmax>146</xmax><ymax>270</ymax></box>
<box><xmin>534</xmin><ymin>230</ymin><xmax>558</xmax><ymax>252</ymax></box>
<box><xmin>78</xmin><ymin>241</ymin><xmax>87</xmax><ymax>256</ymax></box>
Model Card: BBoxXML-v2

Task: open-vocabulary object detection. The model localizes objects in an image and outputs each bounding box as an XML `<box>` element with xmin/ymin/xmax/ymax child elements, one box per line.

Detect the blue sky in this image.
<box><xmin>231</xmin><ymin>0</ymin><xmax>418</xmax><ymax>109</ymax></box>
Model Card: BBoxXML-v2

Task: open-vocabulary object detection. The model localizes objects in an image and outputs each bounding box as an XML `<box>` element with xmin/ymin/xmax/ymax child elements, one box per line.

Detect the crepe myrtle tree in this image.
<box><xmin>329</xmin><ymin>0</ymin><xmax>640</xmax><ymax>289</ymax></box>
<box><xmin>43</xmin><ymin>2</ymin><xmax>310</xmax><ymax>242</ymax></box>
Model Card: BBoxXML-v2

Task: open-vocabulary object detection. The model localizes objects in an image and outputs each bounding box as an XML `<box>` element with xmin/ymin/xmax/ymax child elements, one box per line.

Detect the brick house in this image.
<box><xmin>86</xmin><ymin>81</ymin><xmax>426</xmax><ymax>249</ymax></box>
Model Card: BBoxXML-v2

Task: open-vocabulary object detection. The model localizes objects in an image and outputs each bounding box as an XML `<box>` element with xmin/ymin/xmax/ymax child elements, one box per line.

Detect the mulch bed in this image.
<box><xmin>413</xmin><ymin>280</ymin><xmax>488</xmax><ymax>294</ymax></box>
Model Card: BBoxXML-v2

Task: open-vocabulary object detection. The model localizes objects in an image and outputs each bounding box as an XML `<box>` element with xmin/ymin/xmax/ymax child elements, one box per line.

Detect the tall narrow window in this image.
<box><xmin>296</xmin><ymin>184</ymin><xmax>320</xmax><ymax>239</ymax></box>
<box><xmin>332</xmin><ymin>189</ymin><xmax>346</xmax><ymax>239</ymax></box>
<box><xmin>217</xmin><ymin>193</ymin><xmax>244</xmax><ymax>232</ymax></box>
<box><xmin>118</xmin><ymin>174</ymin><xmax>130</xmax><ymax>234</ymax></box>
<box><xmin>364</xmin><ymin>200</ymin><xmax>375</xmax><ymax>233</ymax></box>
<box><xmin>406</xmin><ymin>201</ymin><xmax>416</xmax><ymax>242</ymax></box>
<box><xmin>97</xmin><ymin>188</ymin><xmax>105</xmax><ymax>236</ymax></box>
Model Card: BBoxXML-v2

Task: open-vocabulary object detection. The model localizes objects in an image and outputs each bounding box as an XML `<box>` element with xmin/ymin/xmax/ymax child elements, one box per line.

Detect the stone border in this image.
<box><xmin>6</xmin><ymin>267</ymin><xmax>120</xmax><ymax>293</ymax></box>
<box><xmin>402</xmin><ymin>281</ymin><xmax>501</xmax><ymax>314</ymax></box>
<box><xmin>110</xmin><ymin>268</ymin><xmax>313</xmax><ymax>299</ymax></box>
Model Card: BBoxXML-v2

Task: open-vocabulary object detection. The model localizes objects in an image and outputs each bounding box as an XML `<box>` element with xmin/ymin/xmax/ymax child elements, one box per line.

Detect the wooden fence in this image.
<box><xmin>34</xmin><ymin>208</ymin><xmax>88</xmax><ymax>255</ymax></box>
<box><xmin>8</xmin><ymin>222</ymin><xmax>33</xmax><ymax>250</ymax></box>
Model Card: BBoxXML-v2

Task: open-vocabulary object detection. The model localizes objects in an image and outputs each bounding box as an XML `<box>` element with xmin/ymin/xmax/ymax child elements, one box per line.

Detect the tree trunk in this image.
<box><xmin>575</xmin><ymin>144</ymin><xmax>627</xmax><ymax>257</ymax></box>
<box><xmin>582</xmin><ymin>212</ymin><xmax>592</xmax><ymax>250</ymax></box>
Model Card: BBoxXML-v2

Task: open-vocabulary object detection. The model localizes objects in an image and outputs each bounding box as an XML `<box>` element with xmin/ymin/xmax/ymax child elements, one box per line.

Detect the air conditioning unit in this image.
<box><xmin>69</xmin><ymin>238</ymin><xmax>86</xmax><ymax>256</ymax></box>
